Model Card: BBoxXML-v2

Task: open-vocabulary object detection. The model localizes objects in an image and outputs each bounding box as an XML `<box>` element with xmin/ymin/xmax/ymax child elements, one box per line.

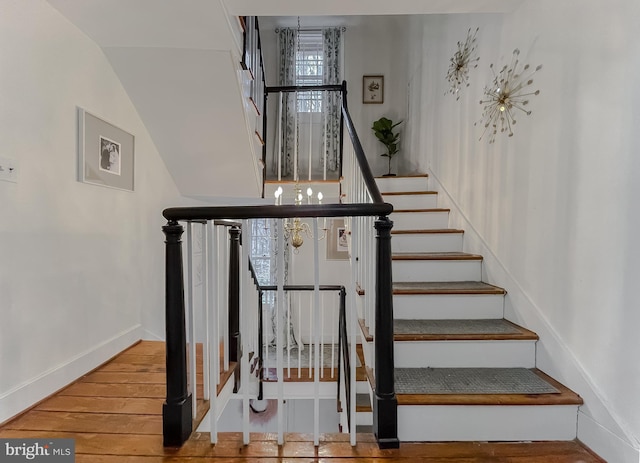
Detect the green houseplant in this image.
<box><xmin>372</xmin><ymin>117</ymin><xmax>403</xmax><ymax>176</ymax></box>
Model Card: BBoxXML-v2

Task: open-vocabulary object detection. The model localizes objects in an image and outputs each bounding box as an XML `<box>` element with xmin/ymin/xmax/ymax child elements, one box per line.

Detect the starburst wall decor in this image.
<box><xmin>445</xmin><ymin>27</ymin><xmax>480</xmax><ymax>100</ymax></box>
<box><xmin>477</xmin><ymin>49</ymin><xmax>542</xmax><ymax>143</ymax></box>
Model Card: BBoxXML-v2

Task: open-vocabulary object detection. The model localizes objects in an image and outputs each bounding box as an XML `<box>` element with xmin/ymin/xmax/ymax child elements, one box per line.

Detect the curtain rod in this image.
<box><xmin>274</xmin><ymin>27</ymin><xmax>346</xmax><ymax>33</ymax></box>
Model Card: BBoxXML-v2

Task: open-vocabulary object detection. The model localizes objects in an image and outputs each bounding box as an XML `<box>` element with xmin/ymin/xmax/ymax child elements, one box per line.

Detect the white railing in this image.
<box><xmin>342</xmin><ymin>144</ymin><xmax>377</xmax><ymax>336</ymax></box>
<box><xmin>182</xmin><ymin>217</ymin><xmax>357</xmax><ymax>446</ymax></box>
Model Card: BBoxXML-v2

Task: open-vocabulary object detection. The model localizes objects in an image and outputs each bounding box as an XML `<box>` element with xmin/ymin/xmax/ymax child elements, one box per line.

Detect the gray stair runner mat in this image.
<box><xmin>395</xmin><ymin>368</ymin><xmax>560</xmax><ymax>395</ymax></box>
<box><xmin>393</xmin><ymin>281</ymin><xmax>502</xmax><ymax>291</ymax></box>
<box><xmin>265</xmin><ymin>344</ymin><xmax>361</xmax><ymax>368</ymax></box>
<box><xmin>394</xmin><ymin>319</ymin><xmax>520</xmax><ymax>335</ymax></box>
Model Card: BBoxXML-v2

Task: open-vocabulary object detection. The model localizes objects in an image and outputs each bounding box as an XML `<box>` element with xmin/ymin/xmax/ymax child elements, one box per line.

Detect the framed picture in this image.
<box><xmin>326</xmin><ymin>218</ymin><xmax>350</xmax><ymax>260</ymax></box>
<box><xmin>363</xmin><ymin>75</ymin><xmax>384</xmax><ymax>104</ymax></box>
<box><xmin>78</xmin><ymin>108</ymin><xmax>135</xmax><ymax>191</ymax></box>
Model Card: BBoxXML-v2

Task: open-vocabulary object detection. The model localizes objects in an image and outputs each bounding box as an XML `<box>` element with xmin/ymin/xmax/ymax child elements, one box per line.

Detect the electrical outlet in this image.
<box><xmin>0</xmin><ymin>157</ymin><xmax>18</xmax><ymax>183</ymax></box>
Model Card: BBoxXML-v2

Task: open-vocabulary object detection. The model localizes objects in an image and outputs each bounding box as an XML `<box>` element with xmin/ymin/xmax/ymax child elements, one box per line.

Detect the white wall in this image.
<box><xmin>261</xmin><ymin>16</ymin><xmax>411</xmax><ymax>178</ymax></box>
<box><xmin>406</xmin><ymin>3</ymin><xmax>640</xmax><ymax>461</ymax></box>
<box><xmin>344</xmin><ymin>16</ymin><xmax>411</xmax><ymax>177</ymax></box>
<box><xmin>0</xmin><ymin>0</ymin><xmax>197</xmax><ymax>423</ymax></box>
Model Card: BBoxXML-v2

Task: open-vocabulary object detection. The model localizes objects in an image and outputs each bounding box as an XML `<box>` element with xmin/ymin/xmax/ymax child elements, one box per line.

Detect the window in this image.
<box><xmin>250</xmin><ymin>219</ymin><xmax>273</xmax><ymax>286</ymax></box>
<box><xmin>295</xmin><ymin>30</ymin><xmax>323</xmax><ymax>113</ymax></box>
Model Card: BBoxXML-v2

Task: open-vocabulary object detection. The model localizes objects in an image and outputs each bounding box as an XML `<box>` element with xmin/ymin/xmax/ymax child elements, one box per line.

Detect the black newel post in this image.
<box><xmin>373</xmin><ymin>216</ymin><xmax>399</xmax><ymax>449</ymax></box>
<box><xmin>228</xmin><ymin>226</ymin><xmax>242</xmax><ymax>392</ymax></box>
<box><xmin>162</xmin><ymin>220</ymin><xmax>193</xmax><ymax>447</ymax></box>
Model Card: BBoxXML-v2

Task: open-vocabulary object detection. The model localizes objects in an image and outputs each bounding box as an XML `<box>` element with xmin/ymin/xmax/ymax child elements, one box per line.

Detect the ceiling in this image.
<box><xmin>46</xmin><ymin>0</ymin><xmax>523</xmax><ymax>201</ymax></box>
<box><xmin>224</xmin><ymin>0</ymin><xmax>523</xmax><ymax>16</ymax></box>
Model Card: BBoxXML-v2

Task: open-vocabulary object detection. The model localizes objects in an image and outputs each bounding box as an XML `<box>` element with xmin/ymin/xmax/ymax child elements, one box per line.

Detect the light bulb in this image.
<box><xmin>317</xmin><ymin>192</ymin><xmax>323</xmax><ymax>202</ymax></box>
<box><xmin>307</xmin><ymin>187</ymin><xmax>313</xmax><ymax>197</ymax></box>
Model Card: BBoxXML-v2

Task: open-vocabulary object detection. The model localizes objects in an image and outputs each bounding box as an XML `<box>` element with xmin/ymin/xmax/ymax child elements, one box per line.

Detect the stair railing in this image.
<box><xmin>339</xmin><ymin>81</ymin><xmax>399</xmax><ymax>448</ymax></box>
<box><xmin>163</xmin><ymin>82</ymin><xmax>399</xmax><ymax>448</ymax></box>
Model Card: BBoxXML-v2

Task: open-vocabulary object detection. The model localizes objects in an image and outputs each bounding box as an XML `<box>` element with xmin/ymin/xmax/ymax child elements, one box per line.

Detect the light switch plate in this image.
<box><xmin>0</xmin><ymin>157</ymin><xmax>18</xmax><ymax>183</ymax></box>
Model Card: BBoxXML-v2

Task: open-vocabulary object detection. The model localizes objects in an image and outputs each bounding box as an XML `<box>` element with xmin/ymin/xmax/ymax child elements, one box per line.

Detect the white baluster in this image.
<box><xmin>242</xmin><ymin>220</ymin><xmax>250</xmax><ymax>445</ymax></box>
<box><xmin>185</xmin><ymin>222</ymin><xmax>197</xmax><ymax>417</ymax></box>
<box><xmin>208</xmin><ymin>221</ymin><xmax>218</xmax><ymax>444</ymax></box>
<box><xmin>276</xmin><ymin>219</ymin><xmax>285</xmax><ymax>445</ymax></box>
<box><xmin>312</xmin><ymin>218</ymin><xmax>321</xmax><ymax>446</ymax></box>
<box><xmin>202</xmin><ymin>223</ymin><xmax>210</xmax><ymax>402</ymax></box>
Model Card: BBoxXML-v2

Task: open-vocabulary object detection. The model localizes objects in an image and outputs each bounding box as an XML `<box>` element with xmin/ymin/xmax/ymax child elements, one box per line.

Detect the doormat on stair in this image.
<box><xmin>393</xmin><ymin>319</ymin><xmax>521</xmax><ymax>335</ymax></box>
<box><xmin>265</xmin><ymin>344</ymin><xmax>361</xmax><ymax>369</ymax></box>
<box><xmin>394</xmin><ymin>368</ymin><xmax>560</xmax><ymax>395</ymax></box>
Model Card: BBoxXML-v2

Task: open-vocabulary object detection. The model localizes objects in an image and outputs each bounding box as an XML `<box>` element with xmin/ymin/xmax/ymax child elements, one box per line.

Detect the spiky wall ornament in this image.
<box><xmin>477</xmin><ymin>49</ymin><xmax>542</xmax><ymax>143</ymax></box>
<box><xmin>445</xmin><ymin>27</ymin><xmax>480</xmax><ymax>100</ymax></box>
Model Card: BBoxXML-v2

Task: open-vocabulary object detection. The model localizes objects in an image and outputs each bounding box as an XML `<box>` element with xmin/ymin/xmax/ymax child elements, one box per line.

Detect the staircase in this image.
<box><xmin>359</xmin><ymin>174</ymin><xmax>583</xmax><ymax>442</ymax></box>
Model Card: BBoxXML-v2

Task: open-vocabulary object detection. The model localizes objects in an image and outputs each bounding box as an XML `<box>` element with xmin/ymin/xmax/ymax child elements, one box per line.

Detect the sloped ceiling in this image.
<box><xmin>225</xmin><ymin>0</ymin><xmax>523</xmax><ymax>16</ymax></box>
<box><xmin>47</xmin><ymin>0</ymin><xmax>524</xmax><ymax>200</ymax></box>
<box><xmin>47</xmin><ymin>0</ymin><xmax>262</xmax><ymax>200</ymax></box>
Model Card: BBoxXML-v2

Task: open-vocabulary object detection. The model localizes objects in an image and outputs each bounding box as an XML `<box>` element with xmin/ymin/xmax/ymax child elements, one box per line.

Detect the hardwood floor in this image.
<box><xmin>0</xmin><ymin>341</ymin><xmax>604</xmax><ymax>462</ymax></box>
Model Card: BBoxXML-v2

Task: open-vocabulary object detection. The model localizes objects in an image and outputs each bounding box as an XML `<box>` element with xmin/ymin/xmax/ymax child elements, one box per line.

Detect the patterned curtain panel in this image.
<box><xmin>274</xmin><ymin>28</ymin><xmax>297</xmax><ymax>179</ymax></box>
<box><xmin>322</xmin><ymin>28</ymin><xmax>343</xmax><ymax>174</ymax></box>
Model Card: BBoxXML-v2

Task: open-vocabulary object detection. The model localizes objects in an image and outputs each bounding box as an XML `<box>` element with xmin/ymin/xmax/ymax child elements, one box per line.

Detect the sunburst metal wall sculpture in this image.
<box><xmin>477</xmin><ymin>49</ymin><xmax>542</xmax><ymax>143</ymax></box>
<box><xmin>445</xmin><ymin>27</ymin><xmax>480</xmax><ymax>100</ymax></box>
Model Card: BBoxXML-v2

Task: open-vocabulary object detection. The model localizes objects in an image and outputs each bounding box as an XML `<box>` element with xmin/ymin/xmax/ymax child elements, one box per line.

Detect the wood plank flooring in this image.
<box><xmin>0</xmin><ymin>341</ymin><xmax>604</xmax><ymax>462</ymax></box>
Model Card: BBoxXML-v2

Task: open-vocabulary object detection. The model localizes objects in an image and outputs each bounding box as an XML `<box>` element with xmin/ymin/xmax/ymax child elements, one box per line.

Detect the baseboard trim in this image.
<box><xmin>0</xmin><ymin>324</ymin><xmax>142</xmax><ymax>424</ymax></box>
<box><xmin>141</xmin><ymin>328</ymin><xmax>164</xmax><ymax>341</ymax></box>
<box><xmin>427</xmin><ymin>168</ymin><xmax>638</xmax><ymax>455</ymax></box>
<box><xmin>578</xmin><ymin>411</ymin><xmax>640</xmax><ymax>463</ymax></box>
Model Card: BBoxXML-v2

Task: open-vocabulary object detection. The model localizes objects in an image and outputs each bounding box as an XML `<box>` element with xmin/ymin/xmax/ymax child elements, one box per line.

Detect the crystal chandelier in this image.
<box><xmin>274</xmin><ymin>185</ymin><xmax>326</xmax><ymax>252</ymax></box>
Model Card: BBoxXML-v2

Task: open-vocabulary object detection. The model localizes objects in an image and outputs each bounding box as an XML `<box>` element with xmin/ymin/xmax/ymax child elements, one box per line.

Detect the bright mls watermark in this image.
<box><xmin>0</xmin><ymin>439</ymin><xmax>74</xmax><ymax>462</ymax></box>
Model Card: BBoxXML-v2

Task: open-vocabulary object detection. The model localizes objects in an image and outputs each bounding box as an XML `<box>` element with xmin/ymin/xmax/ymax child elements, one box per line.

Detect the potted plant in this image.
<box><xmin>372</xmin><ymin>117</ymin><xmax>403</xmax><ymax>176</ymax></box>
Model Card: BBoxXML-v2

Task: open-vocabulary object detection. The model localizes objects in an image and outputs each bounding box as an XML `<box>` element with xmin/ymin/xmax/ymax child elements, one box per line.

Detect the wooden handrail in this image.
<box><xmin>163</xmin><ymin>203</ymin><xmax>392</xmax><ymax>222</ymax></box>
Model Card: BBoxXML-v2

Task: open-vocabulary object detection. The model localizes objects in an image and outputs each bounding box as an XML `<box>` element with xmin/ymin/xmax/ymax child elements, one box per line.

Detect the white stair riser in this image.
<box><xmin>394</xmin><ymin>340</ymin><xmax>536</xmax><ymax>368</ymax></box>
<box><xmin>356</xmin><ymin>410</ymin><xmax>373</xmax><ymax>425</ymax></box>
<box><xmin>356</xmin><ymin>380</ymin><xmax>370</xmax><ymax>394</ymax></box>
<box><xmin>398</xmin><ymin>405</ymin><xmax>578</xmax><ymax>441</ymax></box>
<box><xmin>383</xmin><ymin>194</ymin><xmax>438</xmax><ymax>210</ymax></box>
<box><xmin>393</xmin><ymin>259</ymin><xmax>482</xmax><ymax>282</ymax></box>
<box><xmin>390</xmin><ymin>211</ymin><xmax>450</xmax><ymax>230</ymax></box>
<box><xmin>392</xmin><ymin>233</ymin><xmax>463</xmax><ymax>253</ymax></box>
<box><xmin>377</xmin><ymin>176</ymin><xmax>428</xmax><ymax>193</ymax></box>
<box><xmin>393</xmin><ymin>294</ymin><xmax>505</xmax><ymax>320</ymax></box>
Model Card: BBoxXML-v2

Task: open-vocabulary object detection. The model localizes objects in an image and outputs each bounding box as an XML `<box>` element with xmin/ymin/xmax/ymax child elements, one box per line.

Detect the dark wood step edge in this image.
<box><xmin>359</xmin><ymin>318</ymin><xmax>538</xmax><ymax>342</ymax></box>
<box><xmin>376</xmin><ymin>174</ymin><xmax>429</xmax><ymax>179</ymax></box>
<box><xmin>382</xmin><ymin>191</ymin><xmax>437</xmax><ymax>196</ymax></box>
<box><xmin>392</xmin><ymin>208</ymin><xmax>450</xmax><ymax>213</ymax></box>
<box><xmin>392</xmin><ymin>228</ymin><xmax>464</xmax><ymax>235</ymax></box>
<box><xmin>392</xmin><ymin>253</ymin><xmax>483</xmax><ymax>261</ymax></box>
<box><xmin>396</xmin><ymin>369</ymin><xmax>583</xmax><ymax>406</ymax></box>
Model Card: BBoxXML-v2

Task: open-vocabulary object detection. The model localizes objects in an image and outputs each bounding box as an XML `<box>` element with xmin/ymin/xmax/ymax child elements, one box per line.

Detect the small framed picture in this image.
<box><xmin>326</xmin><ymin>218</ymin><xmax>349</xmax><ymax>260</ymax></box>
<box><xmin>78</xmin><ymin>108</ymin><xmax>135</xmax><ymax>191</ymax></box>
<box><xmin>363</xmin><ymin>75</ymin><xmax>384</xmax><ymax>104</ymax></box>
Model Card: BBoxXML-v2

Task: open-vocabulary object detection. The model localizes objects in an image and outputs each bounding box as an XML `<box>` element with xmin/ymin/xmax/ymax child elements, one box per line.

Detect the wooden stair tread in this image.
<box><xmin>375</xmin><ymin>174</ymin><xmax>429</xmax><ymax>179</ymax></box>
<box><xmin>359</xmin><ymin>319</ymin><xmax>536</xmax><ymax>342</ymax></box>
<box><xmin>382</xmin><ymin>190</ymin><xmax>437</xmax><ymax>196</ymax></box>
<box><xmin>392</xmin><ymin>208</ymin><xmax>449</xmax><ymax>213</ymax></box>
<box><xmin>392</xmin><ymin>281</ymin><xmax>506</xmax><ymax>295</ymax></box>
<box><xmin>366</xmin><ymin>367</ymin><xmax>582</xmax><ymax>406</ymax></box>
<box><xmin>392</xmin><ymin>228</ymin><xmax>464</xmax><ymax>235</ymax></box>
<box><xmin>392</xmin><ymin>252</ymin><xmax>482</xmax><ymax>261</ymax></box>
<box><xmin>395</xmin><ymin>369</ymin><xmax>583</xmax><ymax>406</ymax></box>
